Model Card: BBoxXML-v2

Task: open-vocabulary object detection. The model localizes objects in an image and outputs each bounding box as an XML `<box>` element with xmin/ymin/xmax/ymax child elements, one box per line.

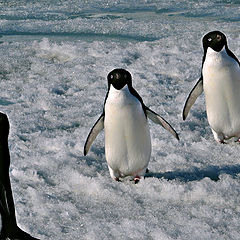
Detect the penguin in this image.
<box><xmin>183</xmin><ymin>31</ymin><xmax>240</xmax><ymax>143</ymax></box>
<box><xmin>0</xmin><ymin>113</ymin><xmax>40</xmax><ymax>240</ymax></box>
<box><xmin>84</xmin><ymin>69</ymin><xmax>179</xmax><ymax>182</ymax></box>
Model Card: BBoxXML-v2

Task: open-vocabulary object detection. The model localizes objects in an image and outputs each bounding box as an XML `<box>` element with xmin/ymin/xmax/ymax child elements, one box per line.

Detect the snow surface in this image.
<box><xmin>0</xmin><ymin>0</ymin><xmax>240</xmax><ymax>239</ymax></box>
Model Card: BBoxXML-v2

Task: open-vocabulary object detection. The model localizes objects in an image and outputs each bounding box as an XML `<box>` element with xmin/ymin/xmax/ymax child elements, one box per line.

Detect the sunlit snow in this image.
<box><xmin>0</xmin><ymin>1</ymin><xmax>240</xmax><ymax>239</ymax></box>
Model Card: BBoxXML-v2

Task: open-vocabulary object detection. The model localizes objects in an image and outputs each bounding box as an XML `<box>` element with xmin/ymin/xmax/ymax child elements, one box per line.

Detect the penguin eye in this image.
<box><xmin>124</xmin><ymin>74</ymin><xmax>127</xmax><ymax>78</ymax></box>
<box><xmin>216</xmin><ymin>34</ymin><xmax>222</xmax><ymax>41</ymax></box>
<box><xmin>208</xmin><ymin>38</ymin><xmax>212</xmax><ymax>42</ymax></box>
<box><xmin>110</xmin><ymin>75</ymin><xmax>114</xmax><ymax>79</ymax></box>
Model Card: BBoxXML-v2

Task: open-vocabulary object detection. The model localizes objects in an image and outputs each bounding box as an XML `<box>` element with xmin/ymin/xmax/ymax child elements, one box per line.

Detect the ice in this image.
<box><xmin>0</xmin><ymin>0</ymin><xmax>240</xmax><ymax>239</ymax></box>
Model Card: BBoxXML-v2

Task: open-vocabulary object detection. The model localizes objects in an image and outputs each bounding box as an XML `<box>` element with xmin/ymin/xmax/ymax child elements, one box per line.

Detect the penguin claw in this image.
<box><xmin>114</xmin><ymin>177</ymin><xmax>121</xmax><ymax>182</ymax></box>
<box><xmin>133</xmin><ymin>176</ymin><xmax>141</xmax><ymax>184</ymax></box>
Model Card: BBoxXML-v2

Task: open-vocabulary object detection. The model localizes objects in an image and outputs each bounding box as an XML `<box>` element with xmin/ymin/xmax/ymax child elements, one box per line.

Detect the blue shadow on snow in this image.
<box><xmin>145</xmin><ymin>164</ymin><xmax>240</xmax><ymax>182</ymax></box>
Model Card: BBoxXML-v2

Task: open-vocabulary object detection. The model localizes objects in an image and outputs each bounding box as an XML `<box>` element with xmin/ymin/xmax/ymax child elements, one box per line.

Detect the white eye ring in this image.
<box><xmin>208</xmin><ymin>38</ymin><xmax>212</xmax><ymax>42</ymax></box>
<box><xmin>110</xmin><ymin>75</ymin><xmax>114</xmax><ymax>79</ymax></box>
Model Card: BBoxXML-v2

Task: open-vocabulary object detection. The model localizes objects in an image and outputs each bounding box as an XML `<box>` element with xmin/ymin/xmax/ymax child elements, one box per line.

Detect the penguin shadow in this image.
<box><xmin>145</xmin><ymin>164</ymin><xmax>240</xmax><ymax>182</ymax></box>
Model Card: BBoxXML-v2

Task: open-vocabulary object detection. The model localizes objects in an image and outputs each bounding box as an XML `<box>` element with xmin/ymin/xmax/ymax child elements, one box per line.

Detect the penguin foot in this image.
<box><xmin>133</xmin><ymin>176</ymin><xmax>141</xmax><ymax>184</ymax></box>
<box><xmin>211</xmin><ymin>129</ymin><xmax>225</xmax><ymax>143</ymax></box>
<box><xmin>114</xmin><ymin>177</ymin><xmax>121</xmax><ymax>182</ymax></box>
<box><xmin>0</xmin><ymin>226</ymin><xmax>40</xmax><ymax>240</ymax></box>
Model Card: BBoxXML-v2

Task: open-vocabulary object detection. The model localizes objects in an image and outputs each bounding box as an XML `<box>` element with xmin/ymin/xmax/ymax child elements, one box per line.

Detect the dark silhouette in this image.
<box><xmin>0</xmin><ymin>112</ymin><xmax>40</xmax><ymax>240</ymax></box>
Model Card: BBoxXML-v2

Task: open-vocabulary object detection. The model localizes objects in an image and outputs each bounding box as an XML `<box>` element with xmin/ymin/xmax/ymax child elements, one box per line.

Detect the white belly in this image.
<box><xmin>104</xmin><ymin>85</ymin><xmax>151</xmax><ymax>176</ymax></box>
<box><xmin>203</xmin><ymin>47</ymin><xmax>240</xmax><ymax>137</ymax></box>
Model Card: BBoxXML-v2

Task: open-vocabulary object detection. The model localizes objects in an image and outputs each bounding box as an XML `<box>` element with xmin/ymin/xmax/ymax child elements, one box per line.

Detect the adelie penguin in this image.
<box><xmin>183</xmin><ymin>31</ymin><xmax>240</xmax><ymax>143</ymax></box>
<box><xmin>84</xmin><ymin>69</ymin><xmax>179</xmax><ymax>182</ymax></box>
<box><xmin>0</xmin><ymin>113</ymin><xmax>40</xmax><ymax>240</ymax></box>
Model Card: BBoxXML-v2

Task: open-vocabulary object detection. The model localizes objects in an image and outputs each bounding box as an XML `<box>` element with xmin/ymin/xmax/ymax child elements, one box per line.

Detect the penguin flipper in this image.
<box><xmin>84</xmin><ymin>114</ymin><xmax>104</xmax><ymax>155</ymax></box>
<box><xmin>182</xmin><ymin>77</ymin><xmax>203</xmax><ymax>120</ymax></box>
<box><xmin>0</xmin><ymin>183</ymin><xmax>10</xmax><ymax>216</ymax></box>
<box><xmin>146</xmin><ymin>108</ymin><xmax>179</xmax><ymax>140</ymax></box>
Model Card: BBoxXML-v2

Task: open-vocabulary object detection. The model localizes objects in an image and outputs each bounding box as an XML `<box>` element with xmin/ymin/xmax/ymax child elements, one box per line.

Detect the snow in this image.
<box><xmin>0</xmin><ymin>0</ymin><xmax>240</xmax><ymax>239</ymax></box>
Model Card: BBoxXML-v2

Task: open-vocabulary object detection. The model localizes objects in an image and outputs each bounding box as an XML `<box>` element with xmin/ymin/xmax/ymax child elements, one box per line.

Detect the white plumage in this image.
<box><xmin>203</xmin><ymin>47</ymin><xmax>240</xmax><ymax>142</ymax></box>
<box><xmin>183</xmin><ymin>31</ymin><xmax>240</xmax><ymax>143</ymax></box>
<box><xmin>84</xmin><ymin>68</ymin><xmax>179</xmax><ymax>182</ymax></box>
<box><xmin>104</xmin><ymin>85</ymin><xmax>151</xmax><ymax>180</ymax></box>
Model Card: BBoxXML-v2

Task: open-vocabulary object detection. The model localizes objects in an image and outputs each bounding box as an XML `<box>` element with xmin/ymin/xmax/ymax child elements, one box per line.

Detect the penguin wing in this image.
<box><xmin>0</xmin><ymin>183</ymin><xmax>10</xmax><ymax>217</ymax></box>
<box><xmin>182</xmin><ymin>77</ymin><xmax>203</xmax><ymax>120</ymax></box>
<box><xmin>146</xmin><ymin>108</ymin><xmax>179</xmax><ymax>140</ymax></box>
<box><xmin>226</xmin><ymin>48</ymin><xmax>240</xmax><ymax>67</ymax></box>
<box><xmin>84</xmin><ymin>114</ymin><xmax>104</xmax><ymax>156</ymax></box>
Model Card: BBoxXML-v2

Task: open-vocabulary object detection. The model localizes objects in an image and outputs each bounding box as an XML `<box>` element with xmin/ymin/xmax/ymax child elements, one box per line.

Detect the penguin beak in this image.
<box><xmin>115</xmin><ymin>73</ymin><xmax>121</xmax><ymax>80</ymax></box>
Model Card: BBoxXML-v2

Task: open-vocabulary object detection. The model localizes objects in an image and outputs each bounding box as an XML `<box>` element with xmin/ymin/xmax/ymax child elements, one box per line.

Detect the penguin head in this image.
<box><xmin>203</xmin><ymin>31</ymin><xmax>227</xmax><ymax>52</ymax></box>
<box><xmin>107</xmin><ymin>69</ymin><xmax>132</xmax><ymax>90</ymax></box>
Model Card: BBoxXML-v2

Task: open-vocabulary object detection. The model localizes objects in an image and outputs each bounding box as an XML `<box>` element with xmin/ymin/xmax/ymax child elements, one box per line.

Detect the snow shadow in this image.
<box><xmin>146</xmin><ymin>164</ymin><xmax>240</xmax><ymax>182</ymax></box>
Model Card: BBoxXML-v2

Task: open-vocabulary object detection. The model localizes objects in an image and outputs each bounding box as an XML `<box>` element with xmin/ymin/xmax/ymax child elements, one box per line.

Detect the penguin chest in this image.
<box><xmin>203</xmin><ymin>48</ymin><xmax>240</xmax><ymax>135</ymax></box>
<box><xmin>104</xmin><ymin>86</ymin><xmax>151</xmax><ymax>176</ymax></box>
